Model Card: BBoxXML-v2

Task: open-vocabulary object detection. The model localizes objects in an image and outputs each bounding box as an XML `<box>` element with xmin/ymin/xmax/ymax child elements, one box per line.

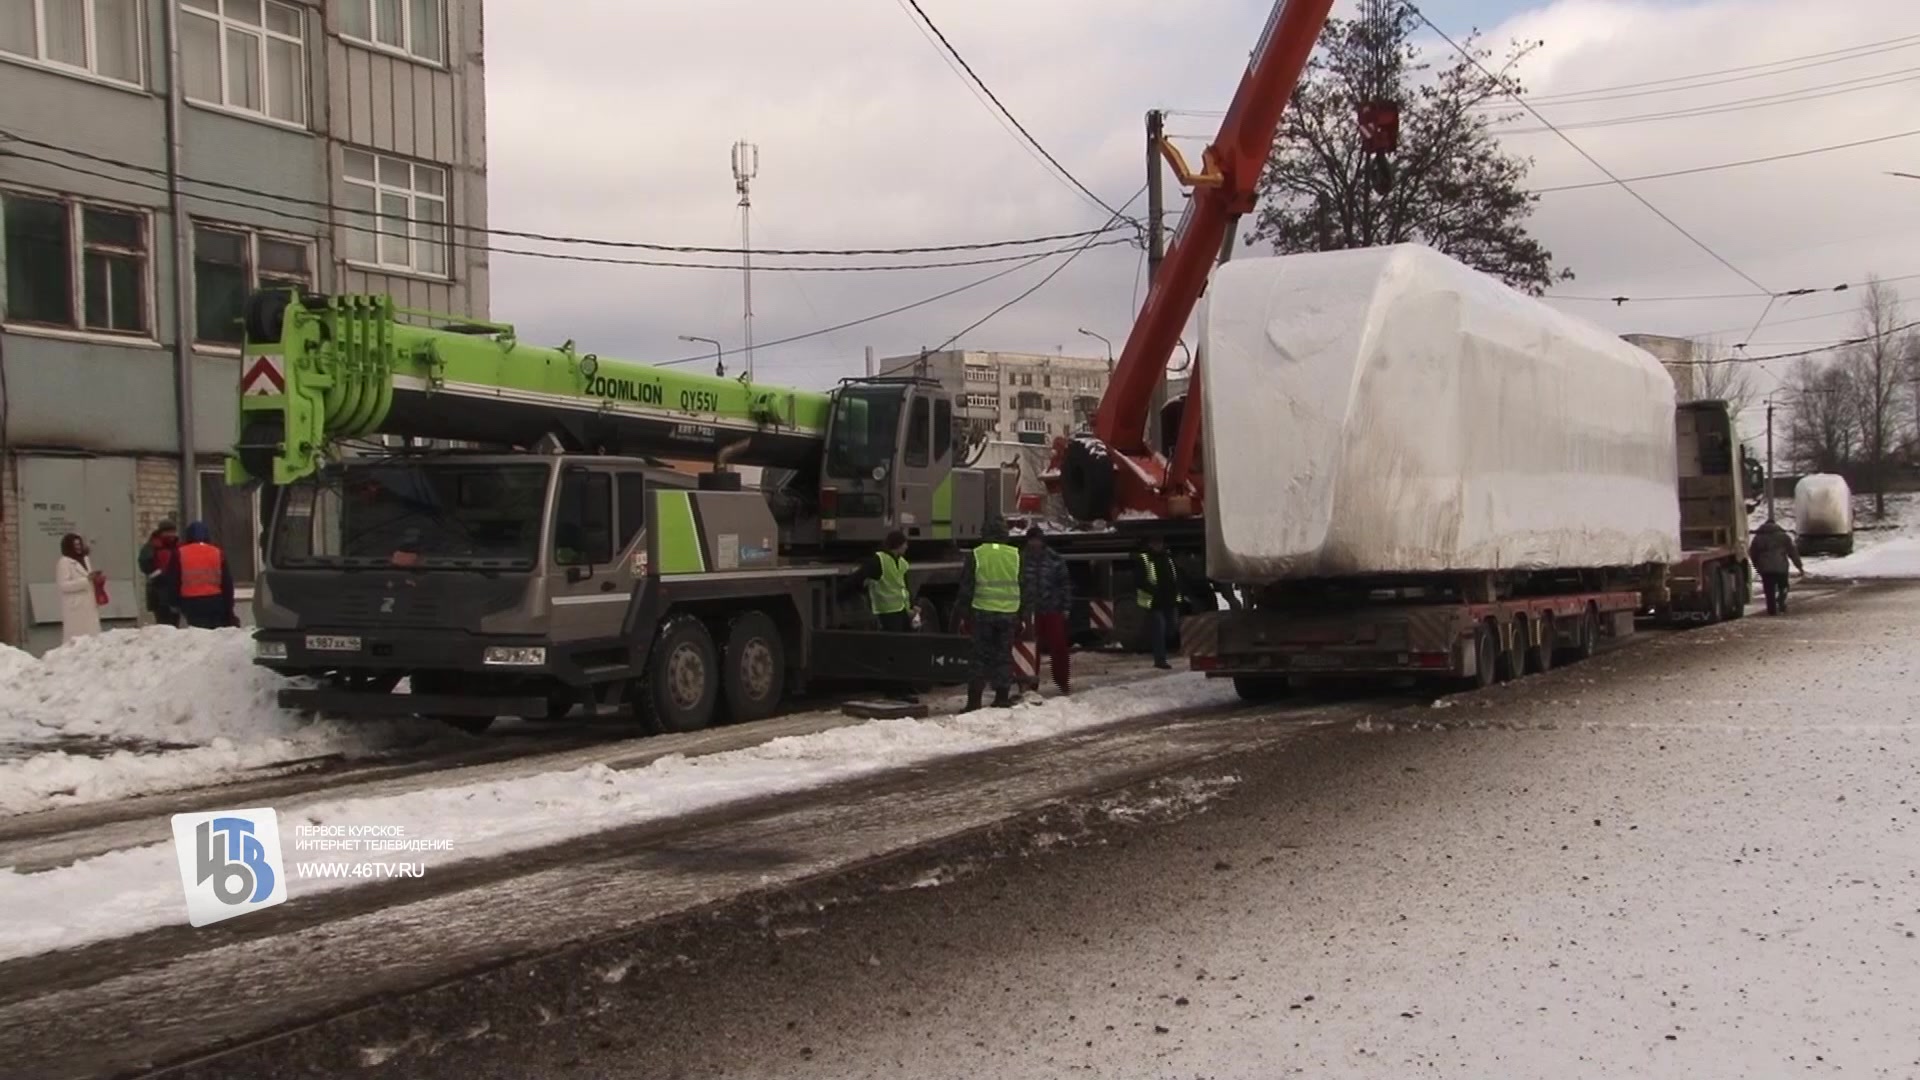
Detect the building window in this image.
<box><xmin>965</xmin><ymin>392</ymin><xmax>998</xmax><ymax>410</ymax></box>
<box><xmin>341</xmin><ymin>149</ymin><xmax>448</xmax><ymax>276</ymax></box>
<box><xmin>964</xmin><ymin>366</ymin><xmax>996</xmax><ymax>384</ymax></box>
<box><xmin>179</xmin><ymin>0</ymin><xmax>306</xmax><ymax>125</ymax></box>
<box><xmin>3</xmin><ymin>191</ymin><xmax>149</xmax><ymax>335</ymax></box>
<box><xmin>339</xmin><ymin>0</ymin><xmax>443</xmax><ymax>64</ymax></box>
<box><xmin>0</xmin><ymin>0</ymin><xmax>142</xmax><ymax>85</ymax></box>
<box><xmin>1016</xmin><ymin>418</ymin><xmax>1049</xmax><ymax>435</ymax></box>
<box><xmin>193</xmin><ymin>223</ymin><xmax>313</xmax><ymax>344</ymax></box>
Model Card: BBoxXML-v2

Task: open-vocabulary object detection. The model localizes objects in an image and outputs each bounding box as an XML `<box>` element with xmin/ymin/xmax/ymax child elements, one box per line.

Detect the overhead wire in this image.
<box><xmin>894</xmin><ymin>0</ymin><xmax>1137</xmax><ymax>229</ymax></box>
<box><xmin>1498</xmin><ymin>67</ymin><xmax>1920</xmax><ymax>135</ymax></box>
<box><xmin>1408</xmin><ymin>4</ymin><xmax>1774</xmax><ymax>297</ymax></box>
<box><xmin>0</xmin><ymin>128</ymin><xmax>1131</xmax><ymax>257</ymax></box>
<box><xmin>1</xmin><ymin>146</ymin><xmax>1138</xmax><ymax>273</ymax></box>
<box><xmin>1530</xmin><ymin>128</ymin><xmax>1920</xmax><ymax>193</ymax></box>
<box><xmin>1473</xmin><ymin>33</ymin><xmax>1920</xmax><ymax>108</ymax></box>
<box><xmin>1671</xmin><ymin>319</ymin><xmax>1920</xmax><ymax>365</ymax></box>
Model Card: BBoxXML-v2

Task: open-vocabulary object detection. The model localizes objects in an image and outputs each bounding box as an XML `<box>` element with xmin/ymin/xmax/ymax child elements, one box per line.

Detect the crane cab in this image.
<box><xmin>814</xmin><ymin>376</ymin><xmax>993</xmax><ymax>547</ymax></box>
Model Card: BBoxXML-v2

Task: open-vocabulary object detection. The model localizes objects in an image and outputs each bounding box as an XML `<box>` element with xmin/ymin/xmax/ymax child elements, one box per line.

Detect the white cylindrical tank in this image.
<box><xmin>1201</xmin><ymin>244</ymin><xmax>1682</xmax><ymax>583</ymax></box>
<box><xmin>1791</xmin><ymin>473</ymin><xmax>1853</xmax><ymax>554</ymax></box>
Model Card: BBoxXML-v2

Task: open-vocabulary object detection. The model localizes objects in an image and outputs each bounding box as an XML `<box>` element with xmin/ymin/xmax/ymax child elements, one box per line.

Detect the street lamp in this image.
<box><xmin>678</xmin><ymin>334</ymin><xmax>725</xmax><ymax>378</ymax></box>
<box><xmin>1076</xmin><ymin>328</ymin><xmax>1113</xmax><ymax>371</ymax></box>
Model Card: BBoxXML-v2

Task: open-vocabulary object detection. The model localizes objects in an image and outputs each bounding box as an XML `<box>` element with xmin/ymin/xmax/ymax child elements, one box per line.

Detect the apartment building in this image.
<box><xmin>877</xmin><ymin>349</ymin><xmax>1111</xmax><ymax>448</ymax></box>
<box><xmin>0</xmin><ymin>0</ymin><xmax>489</xmax><ymax>650</ymax></box>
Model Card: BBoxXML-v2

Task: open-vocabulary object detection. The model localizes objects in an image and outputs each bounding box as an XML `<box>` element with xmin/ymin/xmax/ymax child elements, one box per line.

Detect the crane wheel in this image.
<box><xmin>1060</xmin><ymin>438</ymin><xmax>1116</xmax><ymax>523</ymax></box>
<box><xmin>639</xmin><ymin>614</ymin><xmax>719</xmax><ymax>734</ymax></box>
<box><xmin>721</xmin><ymin>611</ymin><xmax>786</xmax><ymax>725</ymax></box>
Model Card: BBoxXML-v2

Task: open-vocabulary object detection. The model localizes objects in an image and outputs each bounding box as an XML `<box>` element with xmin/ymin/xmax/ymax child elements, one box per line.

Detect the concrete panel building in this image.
<box><xmin>876</xmin><ymin>349</ymin><xmax>1111</xmax><ymax>448</ymax></box>
<box><xmin>0</xmin><ymin>0</ymin><xmax>489</xmax><ymax>651</ymax></box>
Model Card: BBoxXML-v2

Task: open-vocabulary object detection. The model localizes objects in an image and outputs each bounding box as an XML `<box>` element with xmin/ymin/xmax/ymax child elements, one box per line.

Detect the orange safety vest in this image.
<box><xmin>176</xmin><ymin>542</ymin><xmax>224</xmax><ymax>599</ymax></box>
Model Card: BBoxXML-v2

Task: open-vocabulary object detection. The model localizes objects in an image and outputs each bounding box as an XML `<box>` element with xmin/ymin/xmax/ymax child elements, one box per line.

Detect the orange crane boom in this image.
<box><xmin>1053</xmin><ymin>0</ymin><xmax>1334</xmax><ymax>523</ymax></box>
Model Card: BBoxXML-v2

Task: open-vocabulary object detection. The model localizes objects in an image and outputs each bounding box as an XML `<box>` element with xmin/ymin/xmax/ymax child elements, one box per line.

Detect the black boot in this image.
<box><xmin>991</xmin><ymin>687</ymin><xmax>1014</xmax><ymax>708</ymax></box>
<box><xmin>963</xmin><ymin>683</ymin><xmax>984</xmax><ymax>713</ymax></box>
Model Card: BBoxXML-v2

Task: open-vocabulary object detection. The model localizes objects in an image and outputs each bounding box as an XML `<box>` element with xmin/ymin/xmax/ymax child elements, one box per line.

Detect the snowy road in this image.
<box><xmin>4</xmin><ymin>582</ymin><xmax>1901</xmax><ymax>1079</ymax></box>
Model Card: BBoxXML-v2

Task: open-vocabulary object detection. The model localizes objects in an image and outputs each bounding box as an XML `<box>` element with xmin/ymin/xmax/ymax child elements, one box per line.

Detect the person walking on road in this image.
<box><xmin>1748</xmin><ymin>518</ymin><xmax>1805</xmax><ymax>615</ymax></box>
<box><xmin>164</xmin><ymin>521</ymin><xmax>239</xmax><ymax>630</ymax></box>
<box><xmin>1134</xmin><ymin>535</ymin><xmax>1180</xmax><ymax>670</ymax></box>
<box><xmin>957</xmin><ymin>522</ymin><xmax>1025</xmax><ymax>712</ymax></box>
<box><xmin>55</xmin><ymin>533</ymin><xmax>106</xmax><ymax>645</ymax></box>
<box><xmin>1022</xmin><ymin>526</ymin><xmax>1073</xmax><ymax>696</ymax></box>
<box><xmin>138</xmin><ymin>520</ymin><xmax>181</xmax><ymax>628</ymax></box>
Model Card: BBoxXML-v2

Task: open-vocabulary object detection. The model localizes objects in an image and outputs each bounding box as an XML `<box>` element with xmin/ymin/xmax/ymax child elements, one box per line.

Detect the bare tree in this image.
<box><xmin>1783</xmin><ymin>357</ymin><xmax>1855</xmax><ymax>476</ymax></box>
<box><xmin>1246</xmin><ymin>0</ymin><xmax>1569</xmax><ymax>293</ymax></box>
<box><xmin>1690</xmin><ymin>340</ymin><xmax>1758</xmax><ymax>418</ymax></box>
<box><xmin>1842</xmin><ymin>277</ymin><xmax>1913</xmax><ymax>518</ymax></box>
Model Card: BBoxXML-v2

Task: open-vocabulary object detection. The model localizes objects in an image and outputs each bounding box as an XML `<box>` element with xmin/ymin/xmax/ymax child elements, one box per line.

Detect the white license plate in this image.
<box><xmin>306</xmin><ymin>635</ymin><xmax>363</xmax><ymax>652</ymax></box>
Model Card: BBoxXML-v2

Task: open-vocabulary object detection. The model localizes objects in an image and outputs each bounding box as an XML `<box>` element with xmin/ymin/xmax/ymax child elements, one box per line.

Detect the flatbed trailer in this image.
<box><xmin>1184</xmin><ymin>401</ymin><xmax>1754</xmax><ymax>696</ymax></box>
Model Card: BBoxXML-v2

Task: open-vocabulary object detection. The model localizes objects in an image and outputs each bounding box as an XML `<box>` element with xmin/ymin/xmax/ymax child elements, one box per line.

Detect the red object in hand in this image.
<box><xmin>93</xmin><ymin>576</ymin><xmax>110</xmax><ymax>607</ymax></box>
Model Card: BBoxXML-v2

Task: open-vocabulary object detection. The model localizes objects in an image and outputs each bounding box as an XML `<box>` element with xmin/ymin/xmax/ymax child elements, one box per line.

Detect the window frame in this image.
<box><xmin>178</xmin><ymin>0</ymin><xmax>309</xmax><ymax>130</ymax></box>
<box><xmin>2</xmin><ymin>187</ymin><xmax>156</xmax><ymax>342</ymax></box>
<box><xmin>0</xmin><ymin>0</ymin><xmax>146</xmax><ymax>89</ymax></box>
<box><xmin>336</xmin><ymin>0</ymin><xmax>446</xmax><ymax>67</ymax></box>
<box><xmin>190</xmin><ymin>220</ymin><xmax>316</xmax><ymax>348</ymax></box>
<box><xmin>340</xmin><ymin>147</ymin><xmax>451</xmax><ymax>279</ymax></box>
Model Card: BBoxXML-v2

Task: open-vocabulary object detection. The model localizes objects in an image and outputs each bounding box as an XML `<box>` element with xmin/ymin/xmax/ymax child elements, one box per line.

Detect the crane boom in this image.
<box><xmin>1055</xmin><ymin>0</ymin><xmax>1333</xmax><ymax>522</ymax></box>
<box><xmin>228</xmin><ymin>290</ymin><xmax>831</xmax><ymax>487</ymax></box>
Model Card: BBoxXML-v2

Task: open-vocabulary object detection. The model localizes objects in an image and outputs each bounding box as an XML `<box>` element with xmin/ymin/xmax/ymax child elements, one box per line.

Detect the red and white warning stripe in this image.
<box><xmin>240</xmin><ymin>354</ymin><xmax>286</xmax><ymax>397</ymax></box>
<box><xmin>1089</xmin><ymin>600</ymin><xmax>1115</xmax><ymax>634</ymax></box>
<box><xmin>1011</xmin><ymin>638</ymin><xmax>1039</xmax><ymax>685</ymax></box>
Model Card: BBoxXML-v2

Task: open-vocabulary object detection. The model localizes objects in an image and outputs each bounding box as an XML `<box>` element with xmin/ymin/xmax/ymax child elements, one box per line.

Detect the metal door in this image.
<box><xmin>17</xmin><ymin>456</ymin><xmax>139</xmax><ymax>654</ymax></box>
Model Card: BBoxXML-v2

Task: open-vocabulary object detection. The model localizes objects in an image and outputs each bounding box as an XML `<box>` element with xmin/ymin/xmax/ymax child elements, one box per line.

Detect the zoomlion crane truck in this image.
<box><xmin>229</xmin><ymin>290</ymin><xmax>1151</xmax><ymax>733</ymax></box>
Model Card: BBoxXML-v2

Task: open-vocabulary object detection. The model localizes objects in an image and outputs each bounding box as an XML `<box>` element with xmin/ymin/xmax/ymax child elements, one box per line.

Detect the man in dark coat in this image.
<box><xmin>1748</xmin><ymin>519</ymin><xmax>1805</xmax><ymax>615</ymax></box>
<box><xmin>1022</xmin><ymin>526</ymin><xmax>1073</xmax><ymax>695</ymax></box>
<box><xmin>138</xmin><ymin>520</ymin><xmax>180</xmax><ymax>627</ymax></box>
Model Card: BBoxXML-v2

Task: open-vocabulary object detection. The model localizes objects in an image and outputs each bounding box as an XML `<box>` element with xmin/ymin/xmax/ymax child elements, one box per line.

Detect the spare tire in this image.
<box><xmin>1060</xmin><ymin>438</ymin><xmax>1115</xmax><ymax>523</ymax></box>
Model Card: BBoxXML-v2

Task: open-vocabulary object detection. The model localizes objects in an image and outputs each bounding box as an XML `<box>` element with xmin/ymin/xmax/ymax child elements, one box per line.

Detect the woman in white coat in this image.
<box><xmin>56</xmin><ymin>532</ymin><xmax>104</xmax><ymax>644</ymax></box>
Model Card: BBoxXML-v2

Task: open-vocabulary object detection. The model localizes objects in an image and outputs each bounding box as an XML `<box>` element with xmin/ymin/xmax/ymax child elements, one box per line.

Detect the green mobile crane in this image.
<box><xmin>230</xmin><ymin>290</ymin><xmax>1135</xmax><ymax>732</ymax></box>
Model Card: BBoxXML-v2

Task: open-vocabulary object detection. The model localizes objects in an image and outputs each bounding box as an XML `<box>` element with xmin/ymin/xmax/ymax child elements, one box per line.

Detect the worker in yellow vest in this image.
<box><xmin>956</xmin><ymin>521</ymin><xmax>1025</xmax><ymax>711</ymax></box>
<box><xmin>1135</xmin><ymin>534</ymin><xmax>1178</xmax><ymax>670</ymax></box>
<box><xmin>853</xmin><ymin>530</ymin><xmax>920</xmax><ymax>703</ymax></box>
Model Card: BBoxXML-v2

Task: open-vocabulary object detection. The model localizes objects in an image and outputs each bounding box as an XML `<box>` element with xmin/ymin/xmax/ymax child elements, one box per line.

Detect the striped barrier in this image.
<box><xmin>1089</xmin><ymin>599</ymin><xmax>1115</xmax><ymax>634</ymax></box>
<box><xmin>1012</xmin><ymin>638</ymin><xmax>1040</xmax><ymax>687</ymax></box>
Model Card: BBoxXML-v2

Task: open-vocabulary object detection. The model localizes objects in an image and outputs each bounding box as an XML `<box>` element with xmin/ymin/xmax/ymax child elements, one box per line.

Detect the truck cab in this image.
<box><xmin>808</xmin><ymin>376</ymin><xmax>991</xmax><ymax>547</ymax></box>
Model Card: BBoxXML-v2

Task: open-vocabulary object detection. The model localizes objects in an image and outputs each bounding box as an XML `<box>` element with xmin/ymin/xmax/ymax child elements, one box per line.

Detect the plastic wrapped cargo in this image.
<box><xmin>1792</xmin><ymin>473</ymin><xmax>1853</xmax><ymax>554</ymax></box>
<box><xmin>1200</xmin><ymin>244</ymin><xmax>1682</xmax><ymax>583</ymax></box>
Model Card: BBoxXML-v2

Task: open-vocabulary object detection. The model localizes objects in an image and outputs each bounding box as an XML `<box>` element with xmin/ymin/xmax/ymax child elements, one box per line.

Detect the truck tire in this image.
<box><xmin>1704</xmin><ymin>570</ymin><xmax>1726</xmax><ymax>624</ymax></box>
<box><xmin>721</xmin><ymin>610</ymin><xmax>786</xmax><ymax>724</ymax></box>
<box><xmin>1526</xmin><ymin>612</ymin><xmax>1555</xmax><ymax>675</ymax></box>
<box><xmin>912</xmin><ymin>596</ymin><xmax>943</xmax><ymax>633</ymax></box>
<box><xmin>1565</xmin><ymin>604</ymin><xmax>1600</xmax><ymax>662</ymax></box>
<box><xmin>435</xmin><ymin>715</ymin><xmax>495</xmax><ymax>735</ymax></box>
<box><xmin>1497</xmin><ymin>616</ymin><xmax>1527</xmax><ymax>683</ymax></box>
<box><xmin>639</xmin><ymin>614</ymin><xmax>720</xmax><ymax>734</ymax></box>
<box><xmin>1723</xmin><ymin>566</ymin><xmax>1747</xmax><ymax>620</ymax></box>
<box><xmin>1232</xmin><ymin>675</ymin><xmax>1289</xmax><ymax>703</ymax></box>
<box><xmin>1465</xmin><ymin>622</ymin><xmax>1497</xmax><ymax>691</ymax></box>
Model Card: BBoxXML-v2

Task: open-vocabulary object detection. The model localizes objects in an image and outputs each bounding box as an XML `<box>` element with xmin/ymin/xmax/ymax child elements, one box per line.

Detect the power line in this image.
<box><xmin>1474</xmin><ymin>33</ymin><xmax>1920</xmax><ymax>108</ymax></box>
<box><xmin>894</xmin><ymin>0</ymin><xmax>1135</xmax><ymax>228</ymax></box>
<box><xmin>0</xmin><ymin>128</ymin><xmax>1131</xmax><ymax>257</ymax></box>
<box><xmin>1553</xmin><ymin>272</ymin><xmax>1920</xmax><ymax>309</ymax></box>
<box><xmin>1673</xmin><ymin>318</ymin><xmax>1920</xmax><ymax>365</ymax></box>
<box><xmin>3</xmin><ymin>147</ymin><xmax>1138</xmax><ymax>273</ymax></box>
<box><xmin>1499</xmin><ymin>67</ymin><xmax>1920</xmax><ymax>136</ymax></box>
<box><xmin>1531</xmin><ymin>128</ymin><xmax>1920</xmax><ymax>193</ymax></box>
<box><xmin>1408</xmin><ymin>4</ymin><xmax>1774</xmax><ymax>297</ymax></box>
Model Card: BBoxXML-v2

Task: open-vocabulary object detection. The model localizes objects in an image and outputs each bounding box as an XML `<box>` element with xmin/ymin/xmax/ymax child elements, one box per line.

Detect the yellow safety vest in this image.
<box><xmin>971</xmin><ymin>543</ymin><xmax>1022</xmax><ymax>614</ymax></box>
<box><xmin>868</xmin><ymin>551</ymin><xmax>910</xmax><ymax>615</ymax></box>
<box><xmin>1135</xmin><ymin>552</ymin><xmax>1158</xmax><ymax>609</ymax></box>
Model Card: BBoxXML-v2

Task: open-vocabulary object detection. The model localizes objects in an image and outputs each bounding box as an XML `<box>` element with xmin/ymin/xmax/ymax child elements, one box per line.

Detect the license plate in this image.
<box><xmin>1288</xmin><ymin>652</ymin><xmax>1339</xmax><ymax>668</ymax></box>
<box><xmin>306</xmin><ymin>635</ymin><xmax>362</xmax><ymax>652</ymax></box>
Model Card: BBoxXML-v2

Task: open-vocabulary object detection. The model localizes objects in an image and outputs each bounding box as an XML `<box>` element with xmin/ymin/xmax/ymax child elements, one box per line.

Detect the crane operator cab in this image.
<box><xmin>812</xmin><ymin>376</ymin><xmax>993</xmax><ymax>547</ymax></box>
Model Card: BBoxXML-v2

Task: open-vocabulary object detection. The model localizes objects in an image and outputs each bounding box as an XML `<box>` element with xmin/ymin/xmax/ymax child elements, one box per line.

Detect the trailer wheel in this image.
<box><xmin>1526</xmin><ymin>612</ymin><xmax>1555</xmax><ymax>675</ymax></box>
<box><xmin>911</xmin><ymin>596</ymin><xmax>943</xmax><ymax>633</ymax></box>
<box><xmin>639</xmin><ymin>614</ymin><xmax>719</xmax><ymax>734</ymax></box>
<box><xmin>1497</xmin><ymin>616</ymin><xmax>1528</xmax><ymax>683</ymax></box>
<box><xmin>721</xmin><ymin>611</ymin><xmax>787</xmax><ymax>724</ymax></box>
<box><xmin>1565</xmin><ymin>604</ymin><xmax>1600</xmax><ymax>662</ymax></box>
<box><xmin>1466</xmin><ymin>623</ymin><xmax>1498</xmax><ymax>691</ymax></box>
<box><xmin>1232</xmin><ymin>676</ymin><xmax>1289</xmax><ymax>703</ymax></box>
<box><xmin>1722</xmin><ymin>567</ymin><xmax>1747</xmax><ymax>620</ymax></box>
<box><xmin>1706</xmin><ymin>570</ymin><xmax>1729</xmax><ymax>624</ymax></box>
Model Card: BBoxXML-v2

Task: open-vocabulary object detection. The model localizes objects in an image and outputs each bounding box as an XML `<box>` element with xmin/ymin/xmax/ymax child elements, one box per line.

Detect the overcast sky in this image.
<box><xmin>482</xmin><ymin>0</ymin><xmax>1920</xmax><ymax>396</ymax></box>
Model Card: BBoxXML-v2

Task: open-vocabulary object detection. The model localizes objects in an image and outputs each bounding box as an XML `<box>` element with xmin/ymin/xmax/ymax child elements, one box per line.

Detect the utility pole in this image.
<box><xmin>732</xmin><ymin>140</ymin><xmax>759</xmax><ymax>382</ymax></box>
<box><xmin>1145</xmin><ymin>109</ymin><xmax>1168</xmax><ymax>454</ymax></box>
<box><xmin>1766</xmin><ymin>395</ymin><xmax>1776</xmax><ymax>521</ymax></box>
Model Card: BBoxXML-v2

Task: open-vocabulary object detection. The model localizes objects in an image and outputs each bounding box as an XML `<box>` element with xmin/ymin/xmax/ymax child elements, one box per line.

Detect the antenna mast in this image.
<box><xmin>731</xmin><ymin>139</ymin><xmax>760</xmax><ymax>382</ymax></box>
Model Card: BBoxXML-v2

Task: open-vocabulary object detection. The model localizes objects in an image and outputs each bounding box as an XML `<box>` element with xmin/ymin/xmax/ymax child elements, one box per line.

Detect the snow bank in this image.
<box><xmin>1200</xmin><ymin>244</ymin><xmax>1681</xmax><ymax>582</ymax></box>
<box><xmin>0</xmin><ymin>673</ymin><xmax>1235</xmax><ymax>961</ymax></box>
<box><xmin>0</xmin><ymin>628</ymin><xmax>426</xmax><ymax>816</ymax></box>
<box><xmin>1806</xmin><ymin>536</ymin><xmax>1920</xmax><ymax>580</ymax></box>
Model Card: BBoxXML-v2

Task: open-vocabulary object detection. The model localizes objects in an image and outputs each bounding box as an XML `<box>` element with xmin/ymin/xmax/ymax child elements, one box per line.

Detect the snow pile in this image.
<box><xmin>0</xmin><ymin>627</ymin><xmax>295</xmax><ymax>745</ymax></box>
<box><xmin>0</xmin><ymin>628</ymin><xmax>427</xmax><ymax>816</ymax></box>
<box><xmin>0</xmin><ymin>673</ymin><xmax>1236</xmax><ymax>960</ymax></box>
<box><xmin>1201</xmin><ymin>245</ymin><xmax>1680</xmax><ymax>582</ymax></box>
<box><xmin>1806</xmin><ymin>537</ymin><xmax>1920</xmax><ymax>580</ymax></box>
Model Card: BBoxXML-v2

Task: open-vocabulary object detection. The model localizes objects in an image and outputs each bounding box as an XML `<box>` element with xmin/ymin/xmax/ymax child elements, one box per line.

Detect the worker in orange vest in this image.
<box><xmin>162</xmin><ymin>521</ymin><xmax>238</xmax><ymax>630</ymax></box>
